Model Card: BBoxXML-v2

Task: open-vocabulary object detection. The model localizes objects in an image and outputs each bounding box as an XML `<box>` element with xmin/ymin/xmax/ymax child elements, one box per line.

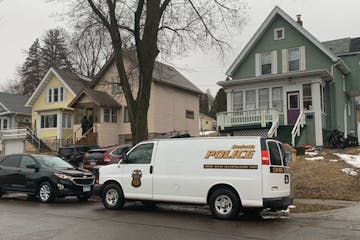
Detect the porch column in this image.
<box><xmin>225</xmin><ymin>89</ymin><xmax>233</xmax><ymax>112</ymax></box>
<box><xmin>58</xmin><ymin>111</ymin><xmax>63</xmax><ymax>143</ymax></box>
<box><xmin>312</xmin><ymin>82</ymin><xmax>323</xmax><ymax>146</ymax></box>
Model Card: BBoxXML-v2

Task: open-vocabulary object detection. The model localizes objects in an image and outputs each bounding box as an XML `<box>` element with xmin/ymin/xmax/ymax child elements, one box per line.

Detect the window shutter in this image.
<box><xmin>272</xmin><ymin>50</ymin><xmax>277</xmax><ymax>74</ymax></box>
<box><xmin>282</xmin><ymin>49</ymin><xmax>288</xmax><ymax>73</ymax></box>
<box><xmin>300</xmin><ymin>46</ymin><xmax>306</xmax><ymax>71</ymax></box>
<box><xmin>255</xmin><ymin>53</ymin><xmax>261</xmax><ymax>76</ymax></box>
<box><xmin>63</xmin><ymin>87</ymin><xmax>67</xmax><ymax>101</ymax></box>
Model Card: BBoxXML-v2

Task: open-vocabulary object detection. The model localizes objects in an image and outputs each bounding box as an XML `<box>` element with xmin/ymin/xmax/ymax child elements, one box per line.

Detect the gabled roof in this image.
<box><xmin>25</xmin><ymin>67</ymin><xmax>92</xmax><ymax>106</ymax></box>
<box><xmin>323</xmin><ymin>37</ymin><xmax>360</xmax><ymax>55</ymax></box>
<box><xmin>0</xmin><ymin>92</ymin><xmax>31</xmax><ymax>115</ymax></box>
<box><xmin>92</xmin><ymin>52</ymin><xmax>202</xmax><ymax>95</ymax></box>
<box><xmin>226</xmin><ymin>6</ymin><xmax>339</xmax><ymax>76</ymax></box>
<box><xmin>68</xmin><ymin>88</ymin><xmax>120</xmax><ymax>108</ymax></box>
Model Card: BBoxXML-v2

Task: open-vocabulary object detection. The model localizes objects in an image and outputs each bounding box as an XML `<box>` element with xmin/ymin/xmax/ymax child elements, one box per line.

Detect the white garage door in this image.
<box><xmin>4</xmin><ymin>140</ymin><xmax>24</xmax><ymax>155</ymax></box>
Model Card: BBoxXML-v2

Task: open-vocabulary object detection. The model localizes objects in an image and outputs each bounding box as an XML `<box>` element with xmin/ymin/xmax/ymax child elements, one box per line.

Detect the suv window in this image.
<box><xmin>59</xmin><ymin>148</ymin><xmax>73</xmax><ymax>156</ymax></box>
<box><xmin>126</xmin><ymin>143</ymin><xmax>154</xmax><ymax>164</ymax></box>
<box><xmin>268</xmin><ymin>141</ymin><xmax>282</xmax><ymax>166</ymax></box>
<box><xmin>20</xmin><ymin>155</ymin><xmax>36</xmax><ymax>168</ymax></box>
<box><xmin>87</xmin><ymin>151</ymin><xmax>107</xmax><ymax>161</ymax></box>
<box><xmin>112</xmin><ymin>146</ymin><xmax>130</xmax><ymax>156</ymax></box>
<box><xmin>1</xmin><ymin>155</ymin><xmax>21</xmax><ymax>167</ymax></box>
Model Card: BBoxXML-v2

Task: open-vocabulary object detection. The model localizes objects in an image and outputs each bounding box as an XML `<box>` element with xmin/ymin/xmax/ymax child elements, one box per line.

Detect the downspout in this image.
<box><xmin>329</xmin><ymin>60</ymin><xmax>341</xmax><ymax>130</ymax></box>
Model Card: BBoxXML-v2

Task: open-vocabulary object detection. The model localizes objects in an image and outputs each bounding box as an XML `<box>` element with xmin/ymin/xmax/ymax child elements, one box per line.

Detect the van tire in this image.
<box><xmin>209</xmin><ymin>188</ymin><xmax>240</xmax><ymax>219</ymax></box>
<box><xmin>102</xmin><ymin>183</ymin><xmax>125</xmax><ymax>209</ymax></box>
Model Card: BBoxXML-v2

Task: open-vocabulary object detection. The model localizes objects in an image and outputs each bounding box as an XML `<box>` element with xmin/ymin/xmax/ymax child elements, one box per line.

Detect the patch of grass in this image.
<box><xmin>291</xmin><ymin>149</ymin><xmax>360</xmax><ymax>201</ymax></box>
<box><xmin>290</xmin><ymin>203</ymin><xmax>343</xmax><ymax>213</ymax></box>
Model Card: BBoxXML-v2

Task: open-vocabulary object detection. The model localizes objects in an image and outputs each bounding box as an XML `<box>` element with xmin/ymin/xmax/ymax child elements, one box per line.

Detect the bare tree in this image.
<box><xmin>59</xmin><ymin>0</ymin><xmax>247</xmax><ymax>144</ymax></box>
<box><xmin>70</xmin><ymin>23</ymin><xmax>113</xmax><ymax>77</ymax></box>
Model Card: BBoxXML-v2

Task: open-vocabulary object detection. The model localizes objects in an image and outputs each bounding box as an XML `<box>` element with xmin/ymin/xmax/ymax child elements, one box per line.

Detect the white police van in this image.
<box><xmin>97</xmin><ymin>137</ymin><xmax>293</xmax><ymax>219</ymax></box>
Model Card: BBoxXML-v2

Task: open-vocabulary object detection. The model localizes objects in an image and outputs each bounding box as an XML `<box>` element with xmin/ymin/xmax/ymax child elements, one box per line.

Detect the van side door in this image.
<box><xmin>121</xmin><ymin>143</ymin><xmax>154</xmax><ymax>200</ymax></box>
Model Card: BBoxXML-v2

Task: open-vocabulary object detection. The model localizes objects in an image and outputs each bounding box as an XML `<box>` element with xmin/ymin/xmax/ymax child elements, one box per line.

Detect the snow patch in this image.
<box><xmin>335</xmin><ymin>153</ymin><xmax>360</xmax><ymax>168</ymax></box>
<box><xmin>305</xmin><ymin>156</ymin><xmax>325</xmax><ymax>161</ymax></box>
<box><xmin>341</xmin><ymin>168</ymin><xmax>358</xmax><ymax>176</ymax></box>
<box><xmin>305</xmin><ymin>152</ymin><xmax>318</xmax><ymax>157</ymax></box>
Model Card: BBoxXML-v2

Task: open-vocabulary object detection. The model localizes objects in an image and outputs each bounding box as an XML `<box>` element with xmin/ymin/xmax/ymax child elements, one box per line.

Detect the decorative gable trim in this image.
<box><xmin>25</xmin><ymin>68</ymin><xmax>76</xmax><ymax>106</ymax></box>
<box><xmin>226</xmin><ymin>6</ymin><xmax>338</xmax><ymax>77</ymax></box>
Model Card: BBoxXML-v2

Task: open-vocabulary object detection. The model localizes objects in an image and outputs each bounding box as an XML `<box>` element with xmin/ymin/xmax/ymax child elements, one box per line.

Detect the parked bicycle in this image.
<box><xmin>328</xmin><ymin>130</ymin><xmax>346</xmax><ymax>149</ymax></box>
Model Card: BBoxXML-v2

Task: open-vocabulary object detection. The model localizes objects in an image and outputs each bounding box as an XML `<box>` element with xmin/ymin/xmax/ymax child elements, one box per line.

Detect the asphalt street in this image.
<box><xmin>1</xmin><ymin>194</ymin><xmax>360</xmax><ymax>240</ymax></box>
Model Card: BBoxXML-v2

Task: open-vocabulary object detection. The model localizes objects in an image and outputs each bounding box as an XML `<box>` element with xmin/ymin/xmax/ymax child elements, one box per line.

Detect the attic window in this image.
<box><xmin>274</xmin><ymin>28</ymin><xmax>285</xmax><ymax>40</ymax></box>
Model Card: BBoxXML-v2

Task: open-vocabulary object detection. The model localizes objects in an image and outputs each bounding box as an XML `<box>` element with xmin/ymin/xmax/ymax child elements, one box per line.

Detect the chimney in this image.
<box><xmin>296</xmin><ymin>14</ymin><xmax>303</xmax><ymax>26</ymax></box>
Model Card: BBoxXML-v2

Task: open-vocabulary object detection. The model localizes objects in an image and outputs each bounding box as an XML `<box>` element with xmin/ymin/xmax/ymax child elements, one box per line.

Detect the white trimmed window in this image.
<box><xmin>282</xmin><ymin>46</ymin><xmax>306</xmax><ymax>73</ymax></box>
<box><xmin>111</xmin><ymin>76</ymin><xmax>133</xmax><ymax>94</ymax></box>
<box><xmin>274</xmin><ymin>28</ymin><xmax>285</xmax><ymax>40</ymax></box>
<box><xmin>272</xmin><ymin>87</ymin><xmax>283</xmax><ymax>112</ymax></box>
<box><xmin>47</xmin><ymin>87</ymin><xmax>65</xmax><ymax>103</ymax></box>
<box><xmin>232</xmin><ymin>91</ymin><xmax>243</xmax><ymax>111</ymax></box>
<box><xmin>258</xmin><ymin>88</ymin><xmax>269</xmax><ymax>109</ymax></box>
<box><xmin>245</xmin><ymin>90</ymin><xmax>256</xmax><ymax>110</ymax></box>
<box><xmin>303</xmin><ymin>84</ymin><xmax>312</xmax><ymax>110</ymax></box>
<box><xmin>62</xmin><ymin>113</ymin><xmax>72</xmax><ymax>129</ymax></box>
<box><xmin>40</xmin><ymin>114</ymin><xmax>57</xmax><ymax>129</ymax></box>
<box><xmin>104</xmin><ymin>108</ymin><xmax>118</xmax><ymax>123</ymax></box>
<box><xmin>255</xmin><ymin>51</ymin><xmax>277</xmax><ymax>76</ymax></box>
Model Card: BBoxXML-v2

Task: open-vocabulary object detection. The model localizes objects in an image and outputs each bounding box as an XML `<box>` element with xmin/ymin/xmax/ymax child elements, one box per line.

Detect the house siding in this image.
<box><xmin>149</xmin><ymin>82</ymin><xmax>199</xmax><ymax>136</ymax></box>
<box><xmin>232</xmin><ymin>15</ymin><xmax>333</xmax><ymax>79</ymax></box>
<box><xmin>93</xmin><ymin>59</ymin><xmax>200</xmax><ymax>145</ymax></box>
<box><xmin>31</xmin><ymin>74</ymin><xmax>75</xmax><ymax>139</ymax></box>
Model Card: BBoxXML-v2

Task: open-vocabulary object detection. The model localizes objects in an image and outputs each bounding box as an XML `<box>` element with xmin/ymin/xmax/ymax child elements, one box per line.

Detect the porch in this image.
<box><xmin>217</xmin><ymin>108</ymin><xmax>309</xmax><ymax>146</ymax></box>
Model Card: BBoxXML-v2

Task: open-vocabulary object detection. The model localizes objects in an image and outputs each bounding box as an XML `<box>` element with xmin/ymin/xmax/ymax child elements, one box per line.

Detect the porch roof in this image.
<box><xmin>218</xmin><ymin>69</ymin><xmax>333</xmax><ymax>87</ymax></box>
<box><xmin>68</xmin><ymin>88</ymin><xmax>121</xmax><ymax>108</ymax></box>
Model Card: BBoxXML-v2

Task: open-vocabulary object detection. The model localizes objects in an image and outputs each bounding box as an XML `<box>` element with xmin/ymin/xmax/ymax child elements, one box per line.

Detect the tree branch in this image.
<box><xmin>87</xmin><ymin>0</ymin><xmax>111</xmax><ymax>32</ymax></box>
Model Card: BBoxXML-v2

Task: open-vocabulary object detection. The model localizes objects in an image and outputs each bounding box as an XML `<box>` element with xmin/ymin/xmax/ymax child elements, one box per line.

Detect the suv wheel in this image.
<box><xmin>209</xmin><ymin>188</ymin><xmax>240</xmax><ymax>220</ymax></box>
<box><xmin>102</xmin><ymin>183</ymin><xmax>124</xmax><ymax>209</ymax></box>
<box><xmin>38</xmin><ymin>182</ymin><xmax>55</xmax><ymax>203</ymax></box>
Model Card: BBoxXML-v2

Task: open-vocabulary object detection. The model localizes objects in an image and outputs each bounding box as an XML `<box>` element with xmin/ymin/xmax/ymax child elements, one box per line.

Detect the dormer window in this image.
<box><xmin>274</xmin><ymin>28</ymin><xmax>285</xmax><ymax>40</ymax></box>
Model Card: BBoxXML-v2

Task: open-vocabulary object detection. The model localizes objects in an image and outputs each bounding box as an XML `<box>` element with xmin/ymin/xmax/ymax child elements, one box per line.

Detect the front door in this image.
<box><xmin>287</xmin><ymin>91</ymin><xmax>300</xmax><ymax>125</ymax></box>
<box><xmin>121</xmin><ymin>143</ymin><xmax>154</xmax><ymax>200</ymax></box>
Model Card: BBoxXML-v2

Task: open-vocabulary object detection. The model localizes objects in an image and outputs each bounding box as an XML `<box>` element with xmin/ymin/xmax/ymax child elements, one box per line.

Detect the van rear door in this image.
<box><xmin>261</xmin><ymin>139</ymin><xmax>290</xmax><ymax>199</ymax></box>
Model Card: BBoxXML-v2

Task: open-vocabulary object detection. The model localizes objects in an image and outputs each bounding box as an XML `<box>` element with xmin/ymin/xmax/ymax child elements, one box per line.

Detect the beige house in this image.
<box><xmin>69</xmin><ymin>53</ymin><xmax>202</xmax><ymax>146</ymax></box>
<box><xmin>199</xmin><ymin>113</ymin><xmax>216</xmax><ymax>132</ymax></box>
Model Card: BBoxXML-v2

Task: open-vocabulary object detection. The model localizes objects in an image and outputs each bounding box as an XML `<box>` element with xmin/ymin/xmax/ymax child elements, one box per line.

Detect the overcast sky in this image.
<box><xmin>1</xmin><ymin>0</ymin><xmax>360</xmax><ymax>96</ymax></box>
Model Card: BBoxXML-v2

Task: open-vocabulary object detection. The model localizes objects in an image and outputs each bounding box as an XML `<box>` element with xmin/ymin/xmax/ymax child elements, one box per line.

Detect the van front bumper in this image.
<box><xmin>263</xmin><ymin>196</ymin><xmax>294</xmax><ymax>210</ymax></box>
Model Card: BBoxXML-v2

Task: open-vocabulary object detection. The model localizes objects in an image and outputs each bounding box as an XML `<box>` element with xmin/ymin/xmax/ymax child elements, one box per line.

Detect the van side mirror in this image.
<box><xmin>27</xmin><ymin>164</ymin><xmax>39</xmax><ymax>172</ymax></box>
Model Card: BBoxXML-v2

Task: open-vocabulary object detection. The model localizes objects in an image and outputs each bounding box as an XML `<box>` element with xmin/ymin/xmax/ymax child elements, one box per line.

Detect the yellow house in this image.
<box><xmin>25</xmin><ymin>67</ymin><xmax>91</xmax><ymax>148</ymax></box>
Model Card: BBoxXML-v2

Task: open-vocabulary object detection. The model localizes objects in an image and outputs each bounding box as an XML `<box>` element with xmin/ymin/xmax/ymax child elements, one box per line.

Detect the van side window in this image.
<box><xmin>126</xmin><ymin>143</ymin><xmax>154</xmax><ymax>164</ymax></box>
<box><xmin>278</xmin><ymin>143</ymin><xmax>288</xmax><ymax>166</ymax></box>
<box><xmin>268</xmin><ymin>141</ymin><xmax>282</xmax><ymax>165</ymax></box>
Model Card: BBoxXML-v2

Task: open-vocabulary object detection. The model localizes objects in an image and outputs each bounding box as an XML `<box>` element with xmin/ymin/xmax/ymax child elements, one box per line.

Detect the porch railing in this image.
<box><xmin>291</xmin><ymin>111</ymin><xmax>306</xmax><ymax>146</ymax></box>
<box><xmin>217</xmin><ymin>109</ymin><xmax>280</xmax><ymax>131</ymax></box>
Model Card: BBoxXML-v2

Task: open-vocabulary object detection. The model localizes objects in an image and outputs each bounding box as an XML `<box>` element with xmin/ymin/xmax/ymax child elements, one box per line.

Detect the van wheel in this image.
<box><xmin>38</xmin><ymin>182</ymin><xmax>55</xmax><ymax>203</ymax></box>
<box><xmin>209</xmin><ymin>188</ymin><xmax>240</xmax><ymax>219</ymax></box>
<box><xmin>102</xmin><ymin>183</ymin><xmax>124</xmax><ymax>209</ymax></box>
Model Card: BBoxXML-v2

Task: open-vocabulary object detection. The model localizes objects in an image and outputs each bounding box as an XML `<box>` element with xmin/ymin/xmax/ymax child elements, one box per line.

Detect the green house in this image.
<box><xmin>217</xmin><ymin>6</ymin><xmax>360</xmax><ymax>147</ymax></box>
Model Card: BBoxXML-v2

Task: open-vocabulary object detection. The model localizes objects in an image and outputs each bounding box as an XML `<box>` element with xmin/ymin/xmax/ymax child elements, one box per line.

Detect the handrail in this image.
<box><xmin>267</xmin><ymin>110</ymin><xmax>280</xmax><ymax>137</ymax></box>
<box><xmin>291</xmin><ymin>111</ymin><xmax>305</xmax><ymax>146</ymax></box>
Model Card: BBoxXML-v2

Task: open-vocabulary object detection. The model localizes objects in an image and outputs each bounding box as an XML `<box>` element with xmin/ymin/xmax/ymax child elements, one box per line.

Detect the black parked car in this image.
<box><xmin>58</xmin><ymin>145</ymin><xmax>99</xmax><ymax>167</ymax></box>
<box><xmin>0</xmin><ymin>154</ymin><xmax>95</xmax><ymax>202</ymax></box>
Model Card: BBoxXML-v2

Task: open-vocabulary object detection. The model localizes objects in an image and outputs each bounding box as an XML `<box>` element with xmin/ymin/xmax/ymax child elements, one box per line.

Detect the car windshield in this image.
<box><xmin>35</xmin><ymin>155</ymin><xmax>74</xmax><ymax>169</ymax></box>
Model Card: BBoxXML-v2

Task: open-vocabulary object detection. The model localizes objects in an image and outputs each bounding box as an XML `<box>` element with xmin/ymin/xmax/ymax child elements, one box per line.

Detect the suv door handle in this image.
<box><xmin>149</xmin><ymin>166</ymin><xmax>153</xmax><ymax>174</ymax></box>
